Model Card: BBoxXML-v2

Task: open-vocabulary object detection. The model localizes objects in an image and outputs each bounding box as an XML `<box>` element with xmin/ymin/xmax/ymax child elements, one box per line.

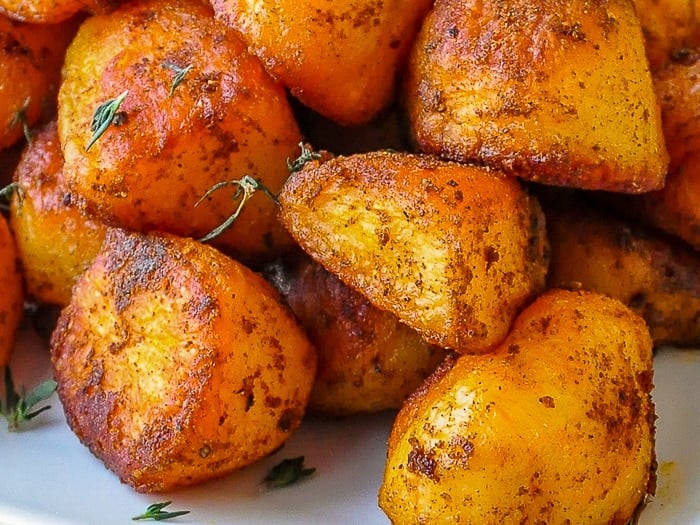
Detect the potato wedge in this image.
<box><xmin>278</xmin><ymin>151</ymin><xmax>549</xmax><ymax>353</ymax></box>
<box><xmin>545</xmin><ymin>196</ymin><xmax>700</xmax><ymax>347</ymax></box>
<box><xmin>10</xmin><ymin>121</ymin><xmax>107</xmax><ymax>306</ymax></box>
<box><xmin>50</xmin><ymin>229</ymin><xmax>317</xmax><ymax>492</ymax></box>
<box><xmin>57</xmin><ymin>0</ymin><xmax>300</xmax><ymax>263</ymax></box>
<box><xmin>379</xmin><ymin>289</ymin><xmax>655</xmax><ymax>524</ymax></box>
<box><xmin>0</xmin><ymin>0</ymin><xmax>118</xmax><ymax>23</ymax></box>
<box><xmin>0</xmin><ymin>14</ymin><xmax>78</xmax><ymax>150</ymax></box>
<box><xmin>210</xmin><ymin>0</ymin><xmax>433</xmax><ymax>126</ymax></box>
<box><xmin>0</xmin><ymin>213</ymin><xmax>23</xmax><ymax>367</ymax></box>
<box><xmin>265</xmin><ymin>251</ymin><xmax>449</xmax><ymax>415</ymax></box>
<box><xmin>405</xmin><ymin>0</ymin><xmax>668</xmax><ymax>192</ymax></box>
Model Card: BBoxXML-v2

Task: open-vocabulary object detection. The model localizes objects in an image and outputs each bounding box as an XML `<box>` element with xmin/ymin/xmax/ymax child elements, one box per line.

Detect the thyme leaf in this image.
<box><xmin>132</xmin><ymin>501</ymin><xmax>190</xmax><ymax>521</ymax></box>
<box><xmin>0</xmin><ymin>367</ymin><xmax>57</xmax><ymax>431</ymax></box>
<box><xmin>195</xmin><ymin>175</ymin><xmax>278</xmax><ymax>242</ymax></box>
<box><xmin>0</xmin><ymin>182</ymin><xmax>23</xmax><ymax>212</ymax></box>
<box><xmin>287</xmin><ymin>142</ymin><xmax>321</xmax><ymax>173</ymax></box>
<box><xmin>162</xmin><ymin>62</ymin><xmax>193</xmax><ymax>96</ymax></box>
<box><xmin>86</xmin><ymin>90</ymin><xmax>129</xmax><ymax>152</ymax></box>
<box><xmin>10</xmin><ymin>96</ymin><xmax>32</xmax><ymax>145</ymax></box>
<box><xmin>262</xmin><ymin>456</ymin><xmax>316</xmax><ymax>489</ymax></box>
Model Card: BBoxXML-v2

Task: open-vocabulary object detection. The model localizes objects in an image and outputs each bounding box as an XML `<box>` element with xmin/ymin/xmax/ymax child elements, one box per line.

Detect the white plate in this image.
<box><xmin>1</xmin><ymin>326</ymin><xmax>698</xmax><ymax>525</ymax></box>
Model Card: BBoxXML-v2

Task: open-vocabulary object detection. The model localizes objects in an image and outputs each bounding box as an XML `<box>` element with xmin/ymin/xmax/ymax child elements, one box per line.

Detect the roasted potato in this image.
<box><xmin>0</xmin><ymin>14</ymin><xmax>78</xmax><ymax>150</ymax></box>
<box><xmin>50</xmin><ymin>229</ymin><xmax>317</xmax><ymax>492</ymax></box>
<box><xmin>278</xmin><ymin>151</ymin><xmax>549</xmax><ymax>353</ymax></box>
<box><xmin>265</xmin><ymin>251</ymin><xmax>449</xmax><ymax>415</ymax></box>
<box><xmin>0</xmin><ymin>0</ymin><xmax>118</xmax><ymax>23</ymax></box>
<box><xmin>379</xmin><ymin>289</ymin><xmax>656</xmax><ymax>524</ymax></box>
<box><xmin>545</xmin><ymin>196</ymin><xmax>700</xmax><ymax>347</ymax></box>
<box><xmin>210</xmin><ymin>0</ymin><xmax>433</xmax><ymax>126</ymax></box>
<box><xmin>57</xmin><ymin>0</ymin><xmax>301</xmax><ymax>263</ymax></box>
<box><xmin>404</xmin><ymin>0</ymin><xmax>668</xmax><ymax>193</ymax></box>
<box><xmin>632</xmin><ymin>0</ymin><xmax>700</xmax><ymax>72</ymax></box>
<box><xmin>9</xmin><ymin>121</ymin><xmax>107</xmax><ymax>306</ymax></box>
<box><xmin>0</xmin><ymin>213</ymin><xmax>23</xmax><ymax>367</ymax></box>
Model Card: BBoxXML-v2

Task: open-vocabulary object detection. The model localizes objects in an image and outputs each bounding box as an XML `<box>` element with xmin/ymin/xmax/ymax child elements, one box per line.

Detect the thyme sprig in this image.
<box><xmin>262</xmin><ymin>456</ymin><xmax>316</xmax><ymax>489</ymax></box>
<box><xmin>132</xmin><ymin>501</ymin><xmax>190</xmax><ymax>521</ymax></box>
<box><xmin>0</xmin><ymin>367</ymin><xmax>57</xmax><ymax>431</ymax></box>
<box><xmin>195</xmin><ymin>175</ymin><xmax>278</xmax><ymax>242</ymax></box>
<box><xmin>162</xmin><ymin>62</ymin><xmax>192</xmax><ymax>96</ymax></box>
<box><xmin>0</xmin><ymin>182</ymin><xmax>23</xmax><ymax>212</ymax></box>
<box><xmin>10</xmin><ymin>96</ymin><xmax>32</xmax><ymax>145</ymax></box>
<box><xmin>287</xmin><ymin>142</ymin><xmax>321</xmax><ymax>173</ymax></box>
<box><xmin>86</xmin><ymin>90</ymin><xmax>129</xmax><ymax>152</ymax></box>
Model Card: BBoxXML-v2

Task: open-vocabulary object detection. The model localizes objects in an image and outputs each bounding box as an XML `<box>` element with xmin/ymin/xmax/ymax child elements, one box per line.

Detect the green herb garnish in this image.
<box><xmin>132</xmin><ymin>501</ymin><xmax>190</xmax><ymax>521</ymax></box>
<box><xmin>0</xmin><ymin>367</ymin><xmax>57</xmax><ymax>431</ymax></box>
<box><xmin>0</xmin><ymin>182</ymin><xmax>23</xmax><ymax>212</ymax></box>
<box><xmin>195</xmin><ymin>175</ymin><xmax>278</xmax><ymax>242</ymax></box>
<box><xmin>10</xmin><ymin>96</ymin><xmax>31</xmax><ymax>144</ymax></box>
<box><xmin>162</xmin><ymin>62</ymin><xmax>193</xmax><ymax>96</ymax></box>
<box><xmin>262</xmin><ymin>456</ymin><xmax>316</xmax><ymax>489</ymax></box>
<box><xmin>86</xmin><ymin>90</ymin><xmax>129</xmax><ymax>152</ymax></box>
<box><xmin>287</xmin><ymin>142</ymin><xmax>321</xmax><ymax>173</ymax></box>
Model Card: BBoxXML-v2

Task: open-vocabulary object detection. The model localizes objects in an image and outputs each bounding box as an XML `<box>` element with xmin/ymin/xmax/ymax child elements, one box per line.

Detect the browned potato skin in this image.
<box><xmin>0</xmin><ymin>0</ymin><xmax>117</xmax><ymax>23</ymax></box>
<box><xmin>0</xmin><ymin>15</ymin><xmax>78</xmax><ymax>150</ymax></box>
<box><xmin>58</xmin><ymin>0</ymin><xmax>301</xmax><ymax>263</ymax></box>
<box><xmin>50</xmin><ymin>229</ymin><xmax>317</xmax><ymax>492</ymax></box>
<box><xmin>265</xmin><ymin>251</ymin><xmax>449</xmax><ymax>415</ymax></box>
<box><xmin>601</xmin><ymin>51</ymin><xmax>700</xmax><ymax>249</ymax></box>
<box><xmin>379</xmin><ymin>290</ymin><xmax>655</xmax><ymax>524</ymax></box>
<box><xmin>10</xmin><ymin>121</ymin><xmax>107</xmax><ymax>306</ymax></box>
<box><xmin>405</xmin><ymin>0</ymin><xmax>668</xmax><ymax>193</ymax></box>
<box><xmin>0</xmin><ymin>214</ymin><xmax>23</xmax><ymax>367</ymax></box>
<box><xmin>210</xmin><ymin>0</ymin><xmax>433</xmax><ymax>126</ymax></box>
<box><xmin>632</xmin><ymin>0</ymin><xmax>700</xmax><ymax>72</ymax></box>
<box><xmin>278</xmin><ymin>151</ymin><xmax>549</xmax><ymax>353</ymax></box>
<box><xmin>545</xmin><ymin>198</ymin><xmax>700</xmax><ymax>347</ymax></box>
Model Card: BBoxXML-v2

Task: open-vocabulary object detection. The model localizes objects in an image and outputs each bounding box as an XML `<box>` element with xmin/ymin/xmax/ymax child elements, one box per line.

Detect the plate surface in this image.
<box><xmin>1</xmin><ymin>327</ymin><xmax>698</xmax><ymax>525</ymax></box>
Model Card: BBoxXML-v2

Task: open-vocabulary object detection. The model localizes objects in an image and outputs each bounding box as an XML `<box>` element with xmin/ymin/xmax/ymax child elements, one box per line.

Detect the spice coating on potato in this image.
<box><xmin>10</xmin><ymin>121</ymin><xmax>107</xmax><ymax>306</ymax></box>
<box><xmin>405</xmin><ymin>0</ymin><xmax>668</xmax><ymax>192</ymax></box>
<box><xmin>58</xmin><ymin>0</ymin><xmax>301</xmax><ymax>262</ymax></box>
<box><xmin>0</xmin><ymin>214</ymin><xmax>23</xmax><ymax>367</ymax></box>
<box><xmin>50</xmin><ymin>229</ymin><xmax>317</xmax><ymax>492</ymax></box>
<box><xmin>278</xmin><ymin>151</ymin><xmax>549</xmax><ymax>353</ymax></box>
<box><xmin>265</xmin><ymin>252</ymin><xmax>449</xmax><ymax>415</ymax></box>
<box><xmin>0</xmin><ymin>15</ymin><xmax>78</xmax><ymax>150</ymax></box>
<box><xmin>210</xmin><ymin>0</ymin><xmax>433</xmax><ymax>126</ymax></box>
<box><xmin>0</xmin><ymin>0</ymin><xmax>119</xmax><ymax>23</ymax></box>
<box><xmin>545</xmin><ymin>198</ymin><xmax>700</xmax><ymax>347</ymax></box>
<box><xmin>379</xmin><ymin>290</ymin><xmax>656</xmax><ymax>524</ymax></box>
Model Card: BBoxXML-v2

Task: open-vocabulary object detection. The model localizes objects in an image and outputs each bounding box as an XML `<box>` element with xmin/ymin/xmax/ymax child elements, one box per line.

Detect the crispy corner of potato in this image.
<box><xmin>50</xmin><ymin>229</ymin><xmax>317</xmax><ymax>492</ymax></box>
<box><xmin>405</xmin><ymin>0</ymin><xmax>668</xmax><ymax>192</ymax></box>
<box><xmin>0</xmin><ymin>214</ymin><xmax>23</xmax><ymax>367</ymax></box>
<box><xmin>379</xmin><ymin>289</ymin><xmax>655</xmax><ymax>524</ymax></box>
<box><xmin>279</xmin><ymin>151</ymin><xmax>549</xmax><ymax>353</ymax></box>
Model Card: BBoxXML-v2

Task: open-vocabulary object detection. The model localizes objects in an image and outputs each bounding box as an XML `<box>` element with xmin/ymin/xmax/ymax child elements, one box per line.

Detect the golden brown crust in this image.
<box><xmin>265</xmin><ymin>251</ymin><xmax>449</xmax><ymax>415</ymax></box>
<box><xmin>10</xmin><ymin>121</ymin><xmax>107</xmax><ymax>306</ymax></box>
<box><xmin>404</xmin><ymin>0</ymin><xmax>668</xmax><ymax>192</ymax></box>
<box><xmin>278</xmin><ymin>151</ymin><xmax>549</xmax><ymax>353</ymax></box>
<box><xmin>0</xmin><ymin>214</ymin><xmax>23</xmax><ymax>367</ymax></box>
<box><xmin>57</xmin><ymin>0</ymin><xmax>300</xmax><ymax>263</ymax></box>
<box><xmin>210</xmin><ymin>0</ymin><xmax>433</xmax><ymax>126</ymax></box>
<box><xmin>51</xmin><ymin>230</ymin><xmax>317</xmax><ymax>492</ymax></box>
<box><xmin>379</xmin><ymin>289</ymin><xmax>656</xmax><ymax>524</ymax></box>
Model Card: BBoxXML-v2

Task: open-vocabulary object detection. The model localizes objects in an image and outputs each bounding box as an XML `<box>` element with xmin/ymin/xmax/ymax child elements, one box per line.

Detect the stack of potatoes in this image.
<box><xmin>0</xmin><ymin>0</ymin><xmax>697</xmax><ymax>522</ymax></box>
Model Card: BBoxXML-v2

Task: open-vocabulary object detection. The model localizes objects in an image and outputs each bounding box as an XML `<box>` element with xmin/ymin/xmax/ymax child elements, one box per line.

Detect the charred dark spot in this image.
<box><xmin>240</xmin><ymin>316</ymin><xmax>257</xmax><ymax>335</ymax></box>
<box><xmin>538</xmin><ymin>395</ymin><xmax>555</xmax><ymax>408</ymax></box>
<box><xmin>448</xmin><ymin>25</ymin><xmax>459</xmax><ymax>38</ymax></box>
<box><xmin>508</xmin><ymin>343</ymin><xmax>520</xmax><ymax>355</ymax></box>
<box><xmin>407</xmin><ymin>437</ymin><xmax>438</xmax><ymax>480</ymax></box>
<box><xmin>277</xmin><ymin>408</ymin><xmax>297</xmax><ymax>432</ymax></box>
<box><xmin>484</xmin><ymin>246</ymin><xmax>500</xmax><ymax>271</ymax></box>
<box><xmin>265</xmin><ymin>396</ymin><xmax>282</xmax><ymax>408</ymax></box>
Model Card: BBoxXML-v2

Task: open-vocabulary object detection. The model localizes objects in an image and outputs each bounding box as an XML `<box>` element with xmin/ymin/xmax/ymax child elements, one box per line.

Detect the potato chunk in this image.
<box><xmin>379</xmin><ymin>290</ymin><xmax>655</xmax><ymax>524</ymax></box>
<box><xmin>0</xmin><ymin>0</ymin><xmax>117</xmax><ymax>23</ymax></box>
<box><xmin>278</xmin><ymin>151</ymin><xmax>549</xmax><ymax>353</ymax></box>
<box><xmin>545</xmin><ymin>197</ymin><xmax>700</xmax><ymax>347</ymax></box>
<box><xmin>210</xmin><ymin>0</ymin><xmax>432</xmax><ymax>126</ymax></box>
<box><xmin>0</xmin><ymin>214</ymin><xmax>23</xmax><ymax>367</ymax></box>
<box><xmin>57</xmin><ymin>0</ymin><xmax>301</xmax><ymax>262</ymax></box>
<box><xmin>10</xmin><ymin>121</ymin><xmax>106</xmax><ymax>306</ymax></box>
<box><xmin>265</xmin><ymin>251</ymin><xmax>449</xmax><ymax>415</ymax></box>
<box><xmin>50</xmin><ymin>229</ymin><xmax>317</xmax><ymax>492</ymax></box>
<box><xmin>405</xmin><ymin>0</ymin><xmax>668</xmax><ymax>192</ymax></box>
